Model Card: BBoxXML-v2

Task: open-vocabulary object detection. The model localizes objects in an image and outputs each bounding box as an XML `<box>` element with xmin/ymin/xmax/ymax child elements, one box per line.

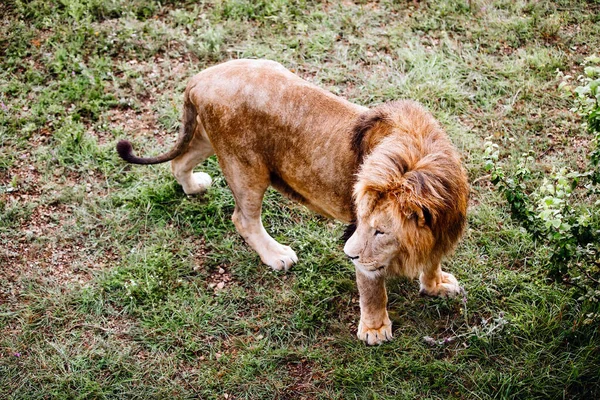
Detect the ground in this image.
<box><xmin>1</xmin><ymin>0</ymin><xmax>599</xmax><ymax>398</ymax></box>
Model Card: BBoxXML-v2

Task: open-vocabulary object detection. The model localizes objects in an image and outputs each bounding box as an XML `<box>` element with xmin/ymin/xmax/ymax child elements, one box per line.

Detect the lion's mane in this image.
<box><xmin>351</xmin><ymin>100</ymin><xmax>469</xmax><ymax>278</ymax></box>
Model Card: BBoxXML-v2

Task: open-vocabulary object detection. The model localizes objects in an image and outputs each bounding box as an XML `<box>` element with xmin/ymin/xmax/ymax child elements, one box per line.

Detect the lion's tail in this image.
<box><xmin>116</xmin><ymin>91</ymin><xmax>198</xmax><ymax>165</ymax></box>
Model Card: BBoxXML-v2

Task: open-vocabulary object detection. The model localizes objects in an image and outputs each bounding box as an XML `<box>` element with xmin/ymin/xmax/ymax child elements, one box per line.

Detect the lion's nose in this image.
<box><xmin>343</xmin><ymin>241</ymin><xmax>359</xmax><ymax>260</ymax></box>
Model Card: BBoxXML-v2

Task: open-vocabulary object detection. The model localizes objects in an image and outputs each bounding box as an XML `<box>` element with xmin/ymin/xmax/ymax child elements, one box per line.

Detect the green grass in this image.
<box><xmin>1</xmin><ymin>0</ymin><xmax>599</xmax><ymax>398</ymax></box>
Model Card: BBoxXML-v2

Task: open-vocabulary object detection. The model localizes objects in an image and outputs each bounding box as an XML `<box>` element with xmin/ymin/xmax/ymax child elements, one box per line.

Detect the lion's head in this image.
<box><xmin>344</xmin><ymin>100</ymin><xmax>469</xmax><ymax>279</ymax></box>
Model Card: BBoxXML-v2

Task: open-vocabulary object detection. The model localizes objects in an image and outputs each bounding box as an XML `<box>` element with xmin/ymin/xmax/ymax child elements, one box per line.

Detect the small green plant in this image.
<box><xmin>485</xmin><ymin>56</ymin><xmax>600</xmax><ymax>307</ymax></box>
<box><xmin>560</xmin><ymin>55</ymin><xmax>600</xmax><ymax>182</ymax></box>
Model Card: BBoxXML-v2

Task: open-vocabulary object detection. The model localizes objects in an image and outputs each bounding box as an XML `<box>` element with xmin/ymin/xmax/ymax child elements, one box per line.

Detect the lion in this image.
<box><xmin>116</xmin><ymin>59</ymin><xmax>469</xmax><ymax>345</ymax></box>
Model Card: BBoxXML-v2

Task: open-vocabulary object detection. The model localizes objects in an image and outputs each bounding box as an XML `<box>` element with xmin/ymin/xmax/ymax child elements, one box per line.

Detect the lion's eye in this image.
<box><xmin>374</xmin><ymin>230</ymin><xmax>384</xmax><ymax>236</ymax></box>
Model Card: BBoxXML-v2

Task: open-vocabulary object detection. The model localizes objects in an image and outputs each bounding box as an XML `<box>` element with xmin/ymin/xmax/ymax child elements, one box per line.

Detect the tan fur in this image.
<box><xmin>116</xmin><ymin>59</ymin><xmax>469</xmax><ymax>345</ymax></box>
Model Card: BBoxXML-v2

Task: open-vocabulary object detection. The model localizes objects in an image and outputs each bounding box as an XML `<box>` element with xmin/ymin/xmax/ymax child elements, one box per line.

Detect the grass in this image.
<box><xmin>1</xmin><ymin>0</ymin><xmax>599</xmax><ymax>398</ymax></box>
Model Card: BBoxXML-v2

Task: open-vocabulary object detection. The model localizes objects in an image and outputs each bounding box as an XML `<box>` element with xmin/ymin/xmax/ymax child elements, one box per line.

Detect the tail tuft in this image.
<box><xmin>115</xmin><ymin>91</ymin><xmax>198</xmax><ymax>165</ymax></box>
<box><xmin>116</xmin><ymin>140</ymin><xmax>134</xmax><ymax>162</ymax></box>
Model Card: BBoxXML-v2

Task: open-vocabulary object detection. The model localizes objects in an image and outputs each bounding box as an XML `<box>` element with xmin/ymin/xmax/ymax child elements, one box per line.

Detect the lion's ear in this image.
<box><xmin>399</xmin><ymin>197</ymin><xmax>428</xmax><ymax>228</ymax></box>
<box><xmin>391</xmin><ymin>172</ymin><xmax>433</xmax><ymax>228</ymax></box>
<box><xmin>412</xmin><ymin>207</ymin><xmax>427</xmax><ymax>228</ymax></box>
<box><xmin>412</xmin><ymin>206</ymin><xmax>433</xmax><ymax>228</ymax></box>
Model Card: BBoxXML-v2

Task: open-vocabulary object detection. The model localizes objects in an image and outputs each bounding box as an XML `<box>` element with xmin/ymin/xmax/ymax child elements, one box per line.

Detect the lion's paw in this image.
<box><xmin>183</xmin><ymin>172</ymin><xmax>212</xmax><ymax>195</ymax></box>
<box><xmin>419</xmin><ymin>271</ymin><xmax>463</xmax><ymax>298</ymax></box>
<box><xmin>261</xmin><ymin>244</ymin><xmax>298</xmax><ymax>271</ymax></box>
<box><xmin>357</xmin><ymin>318</ymin><xmax>393</xmax><ymax>346</ymax></box>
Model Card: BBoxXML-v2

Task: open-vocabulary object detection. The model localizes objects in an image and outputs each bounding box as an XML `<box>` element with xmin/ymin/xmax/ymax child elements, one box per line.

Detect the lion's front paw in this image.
<box><xmin>419</xmin><ymin>271</ymin><xmax>463</xmax><ymax>298</ymax></box>
<box><xmin>357</xmin><ymin>318</ymin><xmax>393</xmax><ymax>345</ymax></box>
<box><xmin>261</xmin><ymin>244</ymin><xmax>298</xmax><ymax>271</ymax></box>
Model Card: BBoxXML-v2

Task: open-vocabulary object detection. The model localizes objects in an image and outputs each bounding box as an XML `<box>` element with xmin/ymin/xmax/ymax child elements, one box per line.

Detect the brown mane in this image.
<box><xmin>352</xmin><ymin>100</ymin><xmax>469</xmax><ymax>277</ymax></box>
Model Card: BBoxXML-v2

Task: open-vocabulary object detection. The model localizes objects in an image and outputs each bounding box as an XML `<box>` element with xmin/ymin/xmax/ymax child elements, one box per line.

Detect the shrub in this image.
<box><xmin>484</xmin><ymin>56</ymin><xmax>600</xmax><ymax>313</ymax></box>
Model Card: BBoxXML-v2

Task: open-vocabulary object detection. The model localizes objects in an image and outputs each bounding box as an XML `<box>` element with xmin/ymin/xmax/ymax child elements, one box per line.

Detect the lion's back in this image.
<box><xmin>185</xmin><ymin>60</ymin><xmax>364</xmax><ymax>223</ymax></box>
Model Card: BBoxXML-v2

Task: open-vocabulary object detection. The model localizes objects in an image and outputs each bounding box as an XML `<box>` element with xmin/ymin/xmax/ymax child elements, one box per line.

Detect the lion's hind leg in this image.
<box><xmin>171</xmin><ymin>131</ymin><xmax>214</xmax><ymax>195</ymax></box>
<box><xmin>418</xmin><ymin>264</ymin><xmax>463</xmax><ymax>298</ymax></box>
<box><xmin>223</xmin><ymin>162</ymin><xmax>298</xmax><ymax>271</ymax></box>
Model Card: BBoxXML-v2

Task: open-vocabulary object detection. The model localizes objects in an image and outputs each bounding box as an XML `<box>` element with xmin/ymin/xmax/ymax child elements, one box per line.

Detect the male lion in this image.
<box><xmin>117</xmin><ymin>59</ymin><xmax>469</xmax><ymax>345</ymax></box>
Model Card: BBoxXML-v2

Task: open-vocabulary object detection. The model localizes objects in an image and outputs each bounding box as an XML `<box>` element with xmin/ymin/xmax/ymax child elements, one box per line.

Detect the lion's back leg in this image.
<box><xmin>171</xmin><ymin>119</ymin><xmax>214</xmax><ymax>195</ymax></box>
<box><xmin>220</xmin><ymin>158</ymin><xmax>298</xmax><ymax>271</ymax></box>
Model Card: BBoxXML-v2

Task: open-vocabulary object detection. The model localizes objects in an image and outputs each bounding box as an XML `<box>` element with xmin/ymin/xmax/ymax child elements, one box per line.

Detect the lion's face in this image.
<box><xmin>344</xmin><ymin>194</ymin><xmax>441</xmax><ymax>279</ymax></box>
<box><xmin>344</xmin><ymin>201</ymin><xmax>401</xmax><ymax>278</ymax></box>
